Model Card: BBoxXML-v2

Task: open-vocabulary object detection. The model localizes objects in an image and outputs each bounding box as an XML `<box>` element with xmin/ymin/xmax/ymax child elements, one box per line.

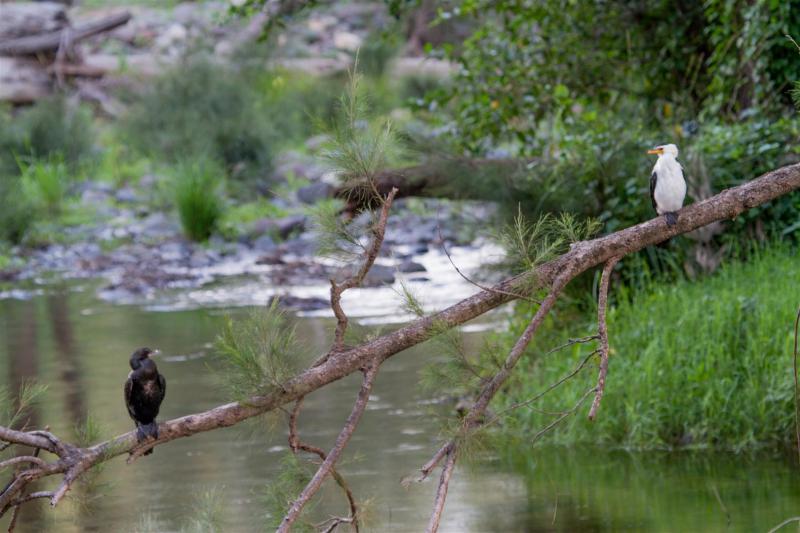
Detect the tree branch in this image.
<box><xmin>425</xmin><ymin>444</ymin><xmax>457</xmax><ymax>533</ymax></box>
<box><xmin>330</xmin><ymin>188</ymin><xmax>399</xmax><ymax>353</ymax></box>
<box><xmin>0</xmin><ymin>163</ymin><xmax>795</xmax><ymax>522</ymax></box>
<box><xmin>588</xmin><ymin>256</ymin><xmax>620</xmax><ymax>421</ymax></box>
<box><xmin>278</xmin><ymin>364</ymin><xmax>379</xmax><ymax>532</ymax></box>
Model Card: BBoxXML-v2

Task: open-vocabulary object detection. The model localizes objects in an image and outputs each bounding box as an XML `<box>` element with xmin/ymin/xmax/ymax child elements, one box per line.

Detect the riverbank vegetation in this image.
<box><xmin>500</xmin><ymin>244</ymin><xmax>798</xmax><ymax>451</ymax></box>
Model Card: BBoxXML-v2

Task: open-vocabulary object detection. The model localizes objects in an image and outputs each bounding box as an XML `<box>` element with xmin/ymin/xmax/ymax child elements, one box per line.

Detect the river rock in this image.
<box><xmin>277</xmin><ymin>215</ymin><xmax>307</xmax><ymax>239</ymax></box>
<box><xmin>297</xmin><ymin>182</ymin><xmax>334</xmax><ymax>204</ymax></box>
<box><xmin>398</xmin><ymin>260</ymin><xmax>426</xmax><ymax>273</ymax></box>
<box><xmin>115</xmin><ymin>186</ymin><xmax>140</xmax><ymax>203</ymax></box>
<box><xmin>253</xmin><ymin>234</ymin><xmax>276</xmax><ymax>252</ymax></box>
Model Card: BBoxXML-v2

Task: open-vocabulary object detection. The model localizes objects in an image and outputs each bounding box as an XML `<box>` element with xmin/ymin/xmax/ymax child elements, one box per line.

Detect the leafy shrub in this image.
<box><xmin>14</xmin><ymin>97</ymin><xmax>94</xmax><ymax>168</ymax></box>
<box><xmin>18</xmin><ymin>156</ymin><xmax>70</xmax><ymax>214</ymax></box>
<box><xmin>122</xmin><ymin>59</ymin><xmax>275</xmax><ymax>188</ymax></box>
<box><xmin>0</xmin><ymin>178</ymin><xmax>34</xmax><ymax>244</ymax></box>
<box><xmin>172</xmin><ymin>159</ymin><xmax>225</xmax><ymax>242</ymax></box>
<box><xmin>502</xmin><ymin>244</ymin><xmax>799</xmax><ymax>450</ymax></box>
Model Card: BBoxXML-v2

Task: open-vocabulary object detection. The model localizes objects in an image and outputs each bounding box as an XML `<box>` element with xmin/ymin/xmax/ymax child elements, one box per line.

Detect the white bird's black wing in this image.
<box><xmin>650</xmin><ymin>171</ymin><xmax>658</xmax><ymax>212</ymax></box>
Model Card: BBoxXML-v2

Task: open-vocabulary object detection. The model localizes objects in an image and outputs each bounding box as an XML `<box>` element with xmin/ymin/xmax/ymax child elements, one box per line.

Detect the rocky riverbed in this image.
<box><xmin>1</xmin><ymin>167</ymin><xmax>504</xmax><ymax>319</ymax></box>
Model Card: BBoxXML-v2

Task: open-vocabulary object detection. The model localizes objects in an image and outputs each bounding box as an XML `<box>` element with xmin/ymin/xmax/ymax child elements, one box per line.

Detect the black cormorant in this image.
<box><xmin>124</xmin><ymin>347</ymin><xmax>166</xmax><ymax>455</ymax></box>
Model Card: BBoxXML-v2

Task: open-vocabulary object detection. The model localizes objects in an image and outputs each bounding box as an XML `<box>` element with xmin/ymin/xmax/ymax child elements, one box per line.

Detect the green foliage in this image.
<box><xmin>218</xmin><ymin>200</ymin><xmax>289</xmax><ymax>240</ymax></box>
<box><xmin>502</xmin><ymin>244</ymin><xmax>800</xmax><ymax>450</ymax></box>
<box><xmin>13</xmin><ymin>97</ymin><xmax>94</xmax><ymax>168</ymax></box>
<box><xmin>18</xmin><ymin>156</ymin><xmax>71</xmax><ymax>214</ymax></box>
<box><xmin>308</xmin><ymin>198</ymin><xmax>362</xmax><ymax>259</ymax></box>
<box><xmin>322</xmin><ymin>66</ymin><xmax>402</xmax><ymax>195</ymax></box>
<box><xmin>74</xmin><ymin>415</ymin><xmax>102</xmax><ymax>447</ymax></box>
<box><xmin>495</xmin><ymin>209</ymin><xmax>600</xmax><ymax>276</ymax></box>
<box><xmin>0</xmin><ymin>177</ymin><xmax>35</xmax><ymax>244</ymax></box>
<box><xmin>172</xmin><ymin>160</ymin><xmax>225</xmax><ymax>242</ymax></box>
<box><xmin>183</xmin><ymin>487</ymin><xmax>228</xmax><ymax>533</ymax></box>
<box><xmin>435</xmin><ymin>0</ymin><xmax>800</xmax><ymax>152</ymax></box>
<box><xmin>121</xmin><ymin>59</ymin><xmax>276</xmax><ymax>187</ymax></box>
<box><xmin>0</xmin><ymin>381</ymin><xmax>48</xmax><ymax>428</ymax></box>
<box><xmin>264</xmin><ymin>453</ymin><xmax>313</xmax><ymax>531</ymax></box>
<box><xmin>215</xmin><ymin>302</ymin><xmax>298</xmax><ymax>399</ymax></box>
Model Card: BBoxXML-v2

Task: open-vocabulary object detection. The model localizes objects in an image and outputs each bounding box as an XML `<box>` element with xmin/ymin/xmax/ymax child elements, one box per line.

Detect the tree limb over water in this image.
<box><xmin>0</xmin><ymin>162</ymin><xmax>799</xmax><ymax>529</ymax></box>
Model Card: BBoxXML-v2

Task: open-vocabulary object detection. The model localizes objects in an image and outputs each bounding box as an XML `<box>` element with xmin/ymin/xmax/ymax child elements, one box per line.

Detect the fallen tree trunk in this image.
<box><xmin>0</xmin><ymin>57</ymin><xmax>51</xmax><ymax>103</ymax></box>
<box><xmin>0</xmin><ymin>11</ymin><xmax>132</xmax><ymax>56</ymax></box>
<box><xmin>336</xmin><ymin>157</ymin><xmax>535</xmax><ymax>210</ymax></box>
<box><xmin>0</xmin><ymin>3</ymin><xmax>68</xmax><ymax>42</ymax></box>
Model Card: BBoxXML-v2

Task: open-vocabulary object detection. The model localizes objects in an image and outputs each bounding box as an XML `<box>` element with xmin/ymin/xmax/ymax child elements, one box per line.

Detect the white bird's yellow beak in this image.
<box><xmin>647</xmin><ymin>148</ymin><xmax>664</xmax><ymax>155</ymax></box>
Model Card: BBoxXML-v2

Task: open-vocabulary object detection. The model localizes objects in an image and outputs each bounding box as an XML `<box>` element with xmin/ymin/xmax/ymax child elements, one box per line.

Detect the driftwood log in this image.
<box><xmin>0</xmin><ymin>3</ymin><xmax>131</xmax><ymax>104</ymax></box>
<box><xmin>0</xmin><ymin>3</ymin><xmax>68</xmax><ymax>42</ymax></box>
<box><xmin>336</xmin><ymin>157</ymin><xmax>535</xmax><ymax>211</ymax></box>
<box><xmin>0</xmin><ymin>11</ymin><xmax>131</xmax><ymax>57</ymax></box>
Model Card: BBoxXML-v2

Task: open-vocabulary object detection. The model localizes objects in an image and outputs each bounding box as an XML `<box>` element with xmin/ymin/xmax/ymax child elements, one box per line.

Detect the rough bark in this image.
<box><xmin>336</xmin><ymin>158</ymin><xmax>533</xmax><ymax>210</ymax></box>
<box><xmin>0</xmin><ymin>12</ymin><xmax>132</xmax><ymax>56</ymax></box>
<box><xmin>0</xmin><ymin>57</ymin><xmax>51</xmax><ymax>103</ymax></box>
<box><xmin>0</xmin><ymin>162</ymin><xmax>798</xmax><ymax>518</ymax></box>
<box><xmin>0</xmin><ymin>3</ymin><xmax>68</xmax><ymax>42</ymax></box>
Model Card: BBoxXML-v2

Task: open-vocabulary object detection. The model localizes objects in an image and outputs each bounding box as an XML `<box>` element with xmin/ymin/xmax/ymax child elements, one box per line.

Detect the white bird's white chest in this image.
<box><xmin>652</xmin><ymin>156</ymin><xmax>686</xmax><ymax>214</ymax></box>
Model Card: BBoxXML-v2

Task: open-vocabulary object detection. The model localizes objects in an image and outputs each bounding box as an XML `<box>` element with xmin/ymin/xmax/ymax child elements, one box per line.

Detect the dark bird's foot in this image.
<box><xmin>665</xmin><ymin>212</ymin><xmax>678</xmax><ymax>226</ymax></box>
<box><xmin>136</xmin><ymin>422</ymin><xmax>159</xmax><ymax>455</ymax></box>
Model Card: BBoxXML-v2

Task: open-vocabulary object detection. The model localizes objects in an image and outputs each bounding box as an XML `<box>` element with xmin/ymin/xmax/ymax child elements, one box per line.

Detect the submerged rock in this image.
<box><xmin>398</xmin><ymin>260</ymin><xmax>426</xmax><ymax>273</ymax></box>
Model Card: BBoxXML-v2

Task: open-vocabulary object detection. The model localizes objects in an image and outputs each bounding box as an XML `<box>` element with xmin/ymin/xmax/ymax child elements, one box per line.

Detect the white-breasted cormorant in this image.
<box><xmin>648</xmin><ymin>144</ymin><xmax>687</xmax><ymax>226</ymax></box>
<box><xmin>124</xmin><ymin>347</ymin><xmax>166</xmax><ymax>455</ymax></box>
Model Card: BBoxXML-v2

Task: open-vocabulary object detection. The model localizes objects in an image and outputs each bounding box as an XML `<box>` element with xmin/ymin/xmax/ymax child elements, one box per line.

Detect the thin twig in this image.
<box><xmin>329</xmin><ymin>189</ymin><xmax>398</xmax><ymax>353</ymax></box>
<box><xmin>0</xmin><ymin>456</ymin><xmax>48</xmax><ymax>471</ymax></box>
<box><xmin>530</xmin><ymin>387</ymin><xmax>596</xmax><ymax>444</ymax></box>
<box><xmin>278</xmin><ymin>364</ymin><xmax>379</xmax><ymax>532</ymax></box>
<box><xmin>793</xmin><ymin>306</ymin><xmax>800</xmax><ymax>465</ymax></box>
<box><xmin>588</xmin><ymin>257</ymin><xmax>620</xmax><ymax>421</ymax></box>
<box><xmin>485</xmin><ymin>349</ymin><xmax>599</xmax><ymax>427</ymax></box>
<box><xmin>436</xmin><ymin>211</ymin><xmax>541</xmax><ymax>305</ymax></box>
<box><xmin>768</xmin><ymin>516</ymin><xmax>800</xmax><ymax>533</ymax></box>
<box><xmin>424</xmin><ymin>444</ymin><xmax>457</xmax><ymax>533</ymax></box>
<box><xmin>287</xmin><ymin>397</ymin><xmax>360</xmax><ymax>531</ymax></box>
<box><xmin>420</xmin><ymin>270</ymin><xmax>573</xmax><ymax>524</ymax></box>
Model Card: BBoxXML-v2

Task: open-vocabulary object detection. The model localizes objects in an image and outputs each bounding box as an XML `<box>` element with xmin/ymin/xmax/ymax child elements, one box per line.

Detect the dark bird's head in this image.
<box><xmin>129</xmin><ymin>347</ymin><xmax>159</xmax><ymax>370</ymax></box>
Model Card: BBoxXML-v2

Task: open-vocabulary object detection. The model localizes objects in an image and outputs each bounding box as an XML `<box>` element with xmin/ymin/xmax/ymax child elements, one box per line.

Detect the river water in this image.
<box><xmin>0</xmin><ymin>285</ymin><xmax>798</xmax><ymax>532</ymax></box>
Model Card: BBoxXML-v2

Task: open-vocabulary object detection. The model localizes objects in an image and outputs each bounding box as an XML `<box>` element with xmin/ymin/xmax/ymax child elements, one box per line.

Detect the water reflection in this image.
<box><xmin>0</xmin><ymin>287</ymin><xmax>797</xmax><ymax>532</ymax></box>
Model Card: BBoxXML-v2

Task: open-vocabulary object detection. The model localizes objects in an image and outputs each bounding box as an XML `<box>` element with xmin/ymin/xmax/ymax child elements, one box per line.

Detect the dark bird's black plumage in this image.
<box><xmin>124</xmin><ymin>347</ymin><xmax>166</xmax><ymax>455</ymax></box>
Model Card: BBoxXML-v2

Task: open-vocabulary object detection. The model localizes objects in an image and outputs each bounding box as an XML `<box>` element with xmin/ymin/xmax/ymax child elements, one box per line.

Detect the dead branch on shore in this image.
<box><xmin>0</xmin><ymin>163</ymin><xmax>798</xmax><ymax>529</ymax></box>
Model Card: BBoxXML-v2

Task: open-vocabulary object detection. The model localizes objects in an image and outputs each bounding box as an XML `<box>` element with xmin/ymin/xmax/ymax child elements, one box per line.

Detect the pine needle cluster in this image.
<box><xmin>215</xmin><ymin>301</ymin><xmax>298</xmax><ymax>400</ymax></box>
<box><xmin>0</xmin><ymin>381</ymin><xmax>47</xmax><ymax>428</ymax></box>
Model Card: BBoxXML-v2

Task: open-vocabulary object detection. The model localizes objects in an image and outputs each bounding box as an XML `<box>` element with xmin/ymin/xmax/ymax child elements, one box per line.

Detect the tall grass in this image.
<box><xmin>502</xmin><ymin>244</ymin><xmax>799</xmax><ymax>451</ymax></box>
<box><xmin>18</xmin><ymin>156</ymin><xmax>70</xmax><ymax>214</ymax></box>
<box><xmin>0</xmin><ymin>178</ymin><xmax>34</xmax><ymax>244</ymax></box>
<box><xmin>172</xmin><ymin>160</ymin><xmax>224</xmax><ymax>242</ymax></box>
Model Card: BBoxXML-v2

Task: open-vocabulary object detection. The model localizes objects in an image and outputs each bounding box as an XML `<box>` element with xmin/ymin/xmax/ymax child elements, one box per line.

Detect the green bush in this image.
<box><xmin>501</xmin><ymin>244</ymin><xmax>799</xmax><ymax>451</ymax></box>
<box><xmin>122</xmin><ymin>59</ymin><xmax>276</xmax><ymax>188</ymax></box>
<box><xmin>14</xmin><ymin>97</ymin><xmax>94</xmax><ymax>168</ymax></box>
<box><xmin>0</xmin><ymin>178</ymin><xmax>34</xmax><ymax>244</ymax></box>
<box><xmin>172</xmin><ymin>160</ymin><xmax>225</xmax><ymax>242</ymax></box>
<box><xmin>18</xmin><ymin>156</ymin><xmax>70</xmax><ymax>214</ymax></box>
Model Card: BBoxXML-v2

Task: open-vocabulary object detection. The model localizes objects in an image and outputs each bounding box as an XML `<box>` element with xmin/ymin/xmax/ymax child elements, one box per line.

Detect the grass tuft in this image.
<box><xmin>172</xmin><ymin>160</ymin><xmax>225</xmax><ymax>242</ymax></box>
